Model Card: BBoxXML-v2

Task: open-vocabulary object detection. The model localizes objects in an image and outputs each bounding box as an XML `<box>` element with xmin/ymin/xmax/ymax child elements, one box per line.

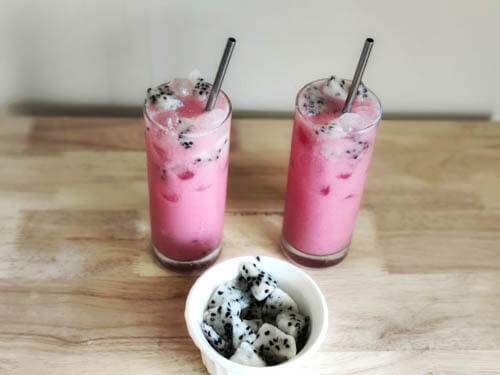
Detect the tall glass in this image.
<box><xmin>281</xmin><ymin>78</ymin><xmax>382</xmax><ymax>267</ymax></box>
<box><xmin>143</xmin><ymin>83</ymin><xmax>232</xmax><ymax>272</ymax></box>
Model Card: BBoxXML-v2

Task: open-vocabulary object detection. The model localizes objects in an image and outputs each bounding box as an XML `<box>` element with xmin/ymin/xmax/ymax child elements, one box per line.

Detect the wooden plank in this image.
<box><xmin>0</xmin><ymin>114</ymin><xmax>499</xmax><ymax>374</ymax></box>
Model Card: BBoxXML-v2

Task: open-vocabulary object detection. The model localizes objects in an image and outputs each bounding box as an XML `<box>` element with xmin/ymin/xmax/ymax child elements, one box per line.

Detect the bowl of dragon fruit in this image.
<box><xmin>185</xmin><ymin>255</ymin><xmax>328</xmax><ymax>374</ymax></box>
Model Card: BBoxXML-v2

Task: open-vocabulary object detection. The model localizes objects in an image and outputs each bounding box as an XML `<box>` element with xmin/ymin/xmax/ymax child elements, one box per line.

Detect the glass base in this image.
<box><xmin>152</xmin><ymin>243</ymin><xmax>221</xmax><ymax>273</ymax></box>
<box><xmin>280</xmin><ymin>236</ymin><xmax>349</xmax><ymax>268</ymax></box>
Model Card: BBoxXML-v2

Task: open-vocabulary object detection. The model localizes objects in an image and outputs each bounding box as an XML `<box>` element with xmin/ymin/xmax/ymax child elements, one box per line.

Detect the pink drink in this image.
<box><xmin>143</xmin><ymin>75</ymin><xmax>231</xmax><ymax>271</ymax></box>
<box><xmin>282</xmin><ymin>77</ymin><xmax>382</xmax><ymax>267</ymax></box>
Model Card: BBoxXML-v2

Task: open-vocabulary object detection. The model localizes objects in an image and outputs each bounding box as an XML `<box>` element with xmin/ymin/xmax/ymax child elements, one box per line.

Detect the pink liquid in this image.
<box><xmin>144</xmin><ymin>79</ymin><xmax>231</xmax><ymax>265</ymax></box>
<box><xmin>282</xmin><ymin>79</ymin><xmax>381</xmax><ymax>260</ymax></box>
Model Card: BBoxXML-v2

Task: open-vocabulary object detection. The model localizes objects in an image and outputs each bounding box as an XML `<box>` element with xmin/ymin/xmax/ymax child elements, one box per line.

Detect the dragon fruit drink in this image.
<box><xmin>143</xmin><ymin>73</ymin><xmax>232</xmax><ymax>271</ymax></box>
<box><xmin>282</xmin><ymin>77</ymin><xmax>382</xmax><ymax>267</ymax></box>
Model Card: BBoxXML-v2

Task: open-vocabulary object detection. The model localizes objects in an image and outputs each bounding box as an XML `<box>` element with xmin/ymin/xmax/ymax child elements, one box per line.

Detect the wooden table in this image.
<box><xmin>0</xmin><ymin>114</ymin><xmax>499</xmax><ymax>374</ymax></box>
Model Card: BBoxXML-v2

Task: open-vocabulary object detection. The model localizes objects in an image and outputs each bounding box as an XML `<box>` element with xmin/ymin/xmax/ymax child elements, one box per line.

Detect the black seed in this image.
<box><xmin>288</xmin><ymin>306</ymin><xmax>292</xmax><ymax>310</ymax></box>
<box><xmin>284</xmin><ymin>339</ymin><xmax>288</xmax><ymax>344</ymax></box>
<box><xmin>268</xmin><ymin>340</ymin><xmax>273</xmax><ymax>345</ymax></box>
<box><xmin>264</xmin><ymin>330</ymin><xmax>270</xmax><ymax>335</ymax></box>
<box><xmin>217</xmin><ymin>291</ymin><xmax>224</xmax><ymax>295</ymax></box>
<box><xmin>264</xmin><ymin>289</ymin><xmax>269</xmax><ymax>293</ymax></box>
<box><xmin>275</xmin><ymin>345</ymin><xmax>280</xmax><ymax>350</ymax></box>
<box><xmin>217</xmin><ymin>306</ymin><xmax>222</xmax><ymax>313</ymax></box>
<box><xmin>211</xmin><ymin>313</ymin><xmax>216</xmax><ymax>317</ymax></box>
<box><xmin>295</xmin><ymin>323</ymin><xmax>300</xmax><ymax>327</ymax></box>
<box><xmin>239</xmin><ymin>335</ymin><xmax>243</xmax><ymax>340</ymax></box>
<box><xmin>210</xmin><ymin>318</ymin><xmax>214</xmax><ymax>322</ymax></box>
<box><xmin>285</xmin><ymin>344</ymin><xmax>290</xmax><ymax>348</ymax></box>
<box><xmin>288</xmin><ymin>322</ymin><xmax>292</xmax><ymax>327</ymax></box>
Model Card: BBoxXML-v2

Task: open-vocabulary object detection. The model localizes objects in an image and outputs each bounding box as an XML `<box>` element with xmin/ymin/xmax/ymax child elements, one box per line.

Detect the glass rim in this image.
<box><xmin>143</xmin><ymin>81</ymin><xmax>232</xmax><ymax>138</ymax></box>
<box><xmin>295</xmin><ymin>77</ymin><xmax>383</xmax><ymax>134</ymax></box>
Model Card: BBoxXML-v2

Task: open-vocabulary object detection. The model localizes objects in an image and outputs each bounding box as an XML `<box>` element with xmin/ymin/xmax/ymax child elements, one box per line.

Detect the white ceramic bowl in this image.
<box><xmin>185</xmin><ymin>256</ymin><xmax>328</xmax><ymax>375</ymax></box>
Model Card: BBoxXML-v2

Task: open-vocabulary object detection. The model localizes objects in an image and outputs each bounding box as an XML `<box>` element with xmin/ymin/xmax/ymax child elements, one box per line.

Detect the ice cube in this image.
<box><xmin>337</xmin><ymin>113</ymin><xmax>365</xmax><ymax>132</ymax></box>
<box><xmin>170</xmin><ymin>78</ymin><xmax>193</xmax><ymax>97</ymax></box>
<box><xmin>195</xmin><ymin>109</ymin><xmax>227</xmax><ymax>132</ymax></box>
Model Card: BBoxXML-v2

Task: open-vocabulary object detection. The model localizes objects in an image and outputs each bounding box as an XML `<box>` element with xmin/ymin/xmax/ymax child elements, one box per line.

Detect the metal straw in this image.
<box><xmin>205</xmin><ymin>37</ymin><xmax>236</xmax><ymax>111</ymax></box>
<box><xmin>343</xmin><ymin>38</ymin><xmax>374</xmax><ymax>113</ymax></box>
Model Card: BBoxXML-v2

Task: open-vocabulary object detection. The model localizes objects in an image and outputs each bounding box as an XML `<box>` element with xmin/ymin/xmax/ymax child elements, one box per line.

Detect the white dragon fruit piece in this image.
<box><xmin>243</xmin><ymin>318</ymin><xmax>263</xmax><ymax>333</ymax></box>
<box><xmin>323</xmin><ymin>75</ymin><xmax>348</xmax><ymax>100</ymax></box>
<box><xmin>354</xmin><ymin>83</ymin><xmax>370</xmax><ymax>103</ymax></box>
<box><xmin>201</xmin><ymin>258</ymin><xmax>310</xmax><ymax>365</ymax></box>
<box><xmin>301</xmin><ymin>85</ymin><xmax>325</xmax><ymax>116</ymax></box>
<box><xmin>146</xmin><ymin>83</ymin><xmax>183</xmax><ymax>110</ymax></box>
<box><xmin>201</xmin><ymin>322</ymin><xmax>232</xmax><ymax>357</ymax></box>
<box><xmin>238</xmin><ymin>261</ymin><xmax>261</xmax><ymax>278</ymax></box>
<box><xmin>231</xmin><ymin>316</ymin><xmax>257</xmax><ymax>349</ymax></box>
<box><xmin>276</xmin><ymin>311</ymin><xmax>309</xmax><ymax>340</ymax></box>
<box><xmin>203</xmin><ymin>300</ymin><xmax>241</xmax><ymax>341</ymax></box>
<box><xmin>253</xmin><ymin>323</ymin><xmax>297</xmax><ymax>366</ymax></box>
<box><xmin>241</xmin><ymin>300</ymin><xmax>264</xmax><ymax>320</ymax></box>
<box><xmin>239</xmin><ymin>262</ymin><xmax>277</xmax><ymax>301</ymax></box>
<box><xmin>230</xmin><ymin>341</ymin><xmax>266</xmax><ymax>367</ymax></box>
<box><xmin>207</xmin><ymin>279</ymin><xmax>252</xmax><ymax>310</ymax></box>
<box><xmin>188</xmin><ymin>69</ymin><xmax>211</xmax><ymax>100</ymax></box>
<box><xmin>317</xmin><ymin>122</ymin><xmax>347</xmax><ymax>139</ymax></box>
<box><xmin>215</xmin><ymin>133</ymin><xmax>230</xmax><ymax>159</ymax></box>
<box><xmin>262</xmin><ymin>288</ymin><xmax>299</xmax><ymax>319</ymax></box>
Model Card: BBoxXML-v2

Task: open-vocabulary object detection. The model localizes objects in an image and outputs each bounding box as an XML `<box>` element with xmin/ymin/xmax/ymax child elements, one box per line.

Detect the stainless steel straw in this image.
<box><xmin>343</xmin><ymin>38</ymin><xmax>374</xmax><ymax>113</ymax></box>
<box><xmin>205</xmin><ymin>37</ymin><xmax>236</xmax><ymax>111</ymax></box>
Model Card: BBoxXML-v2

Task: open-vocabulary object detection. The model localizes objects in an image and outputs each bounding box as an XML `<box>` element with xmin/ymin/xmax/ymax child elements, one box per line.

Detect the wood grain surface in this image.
<box><xmin>0</xmin><ymin>113</ymin><xmax>499</xmax><ymax>374</ymax></box>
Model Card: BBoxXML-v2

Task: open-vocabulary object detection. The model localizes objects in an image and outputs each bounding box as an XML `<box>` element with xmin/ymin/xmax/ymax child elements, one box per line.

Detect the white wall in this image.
<box><xmin>1</xmin><ymin>0</ymin><xmax>499</xmax><ymax>117</ymax></box>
